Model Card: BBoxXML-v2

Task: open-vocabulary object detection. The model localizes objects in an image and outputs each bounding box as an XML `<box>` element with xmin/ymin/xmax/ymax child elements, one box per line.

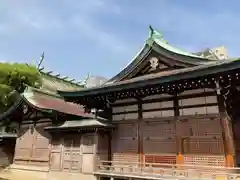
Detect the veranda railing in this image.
<box><xmin>94</xmin><ymin>160</ymin><xmax>240</xmax><ymax>180</ymax></box>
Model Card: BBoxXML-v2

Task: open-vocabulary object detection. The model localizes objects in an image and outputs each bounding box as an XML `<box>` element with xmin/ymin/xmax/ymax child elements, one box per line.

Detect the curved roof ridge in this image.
<box><xmin>107</xmin><ymin>26</ymin><xmax>214</xmax><ymax>83</ymax></box>
<box><xmin>148</xmin><ymin>25</ymin><xmax>208</xmax><ymax>59</ymax></box>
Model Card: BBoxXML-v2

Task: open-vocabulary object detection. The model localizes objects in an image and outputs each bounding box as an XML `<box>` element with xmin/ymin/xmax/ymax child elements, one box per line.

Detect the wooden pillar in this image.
<box><xmin>217</xmin><ymin>91</ymin><xmax>235</xmax><ymax>167</ymax></box>
<box><xmin>137</xmin><ymin>98</ymin><xmax>143</xmax><ymax>165</ymax></box>
<box><xmin>107</xmin><ymin>131</ymin><xmax>112</xmax><ymax>162</ymax></box>
<box><xmin>174</xmin><ymin>94</ymin><xmax>183</xmax><ymax>164</ymax></box>
<box><xmin>106</xmin><ymin>106</ymin><xmax>112</xmax><ymax>163</ymax></box>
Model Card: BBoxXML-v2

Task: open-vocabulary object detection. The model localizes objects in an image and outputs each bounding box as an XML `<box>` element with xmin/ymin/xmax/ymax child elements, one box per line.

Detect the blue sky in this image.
<box><xmin>0</xmin><ymin>0</ymin><xmax>240</xmax><ymax>81</ymax></box>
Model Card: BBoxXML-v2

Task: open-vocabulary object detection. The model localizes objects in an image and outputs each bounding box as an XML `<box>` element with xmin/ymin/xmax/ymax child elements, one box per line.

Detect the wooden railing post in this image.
<box><xmin>176</xmin><ymin>135</ymin><xmax>184</xmax><ymax>164</ymax></box>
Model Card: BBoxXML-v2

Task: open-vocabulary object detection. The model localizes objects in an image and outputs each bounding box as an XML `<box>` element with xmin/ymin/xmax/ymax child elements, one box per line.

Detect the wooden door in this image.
<box><xmin>50</xmin><ymin>136</ymin><xmax>62</xmax><ymax>171</ymax></box>
<box><xmin>30</xmin><ymin>124</ymin><xmax>51</xmax><ymax>166</ymax></box>
<box><xmin>62</xmin><ymin>134</ymin><xmax>82</xmax><ymax>172</ymax></box>
<box><xmin>14</xmin><ymin>124</ymin><xmax>33</xmax><ymax>164</ymax></box>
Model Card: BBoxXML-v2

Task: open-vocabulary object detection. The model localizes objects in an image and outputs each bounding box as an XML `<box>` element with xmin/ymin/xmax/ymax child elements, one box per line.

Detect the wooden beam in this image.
<box><xmin>174</xmin><ymin>94</ymin><xmax>183</xmax><ymax>165</ymax></box>
<box><xmin>108</xmin><ymin>107</ymin><xmax>112</xmax><ymax>163</ymax></box>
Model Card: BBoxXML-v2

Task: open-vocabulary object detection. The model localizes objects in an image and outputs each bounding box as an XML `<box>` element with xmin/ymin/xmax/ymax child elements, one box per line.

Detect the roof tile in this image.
<box><xmin>24</xmin><ymin>88</ymin><xmax>93</xmax><ymax>117</ymax></box>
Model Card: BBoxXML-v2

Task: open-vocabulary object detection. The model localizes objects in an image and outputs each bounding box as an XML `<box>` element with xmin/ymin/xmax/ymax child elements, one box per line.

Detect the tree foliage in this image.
<box><xmin>0</xmin><ymin>63</ymin><xmax>42</xmax><ymax>109</ymax></box>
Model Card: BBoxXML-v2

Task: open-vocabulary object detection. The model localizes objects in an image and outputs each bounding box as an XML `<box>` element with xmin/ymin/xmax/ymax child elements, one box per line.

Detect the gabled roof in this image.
<box><xmin>39</xmin><ymin>68</ymin><xmax>84</xmax><ymax>93</ymax></box>
<box><xmin>107</xmin><ymin>26</ymin><xmax>216</xmax><ymax>83</ymax></box>
<box><xmin>22</xmin><ymin>86</ymin><xmax>92</xmax><ymax>117</ymax></box>
<box><xmin>58</xmin><ymin>59</ymin><xmax>240</xmax><ymax>97</ymax></box>
<box><xmin>0</xmin><ymin>86</ymin><xmax>95</xmax><ymax>121</ymax></box>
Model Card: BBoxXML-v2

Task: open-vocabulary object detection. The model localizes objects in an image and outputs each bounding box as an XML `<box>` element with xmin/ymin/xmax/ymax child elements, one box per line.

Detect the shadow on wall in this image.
<box><xmin>1</xmin><ymin>139</ymin><xmax>16</xmax><ymax>167</ymax></box>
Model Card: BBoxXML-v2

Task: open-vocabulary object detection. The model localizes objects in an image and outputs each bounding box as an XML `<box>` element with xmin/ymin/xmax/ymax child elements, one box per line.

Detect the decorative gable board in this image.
<box><xmin>121</xmin><ymin>52</ymin><xmax>191</xmax><ymax>81</ymax></box>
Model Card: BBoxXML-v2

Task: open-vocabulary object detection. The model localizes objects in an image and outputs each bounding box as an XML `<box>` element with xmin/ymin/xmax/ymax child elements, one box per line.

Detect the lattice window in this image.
<box><xmin>177</xmin><ymin>117</ymin><xmax>222</xmax><ymax>137</ymax></box>
<box><xmin>145</xmin><ymin>155</ymin><xmax>176</xmax><ymax>164</ymax></box>
<box><xmin>112</xmin><ymin>153</ymin><xmax>139</xmax><ymax>163</ymax></box>
<box><xmin>183</xmin><ymin>136</ymin><xmax>224</xmax><ymax>154</ymax></box>
<box><xmin>115</xmin><ymin>123</ymin><xmax>137</xmax><ymax>137</ymax></box>
<box><xmin>142</xmin><ymin>121</ymin><xmax>176</xmax><ymax>137</ymax></box>
<box><xmin>184</xmin><ymin>155</ymin><xmax>225</xmax><ymax>166</ymax></box>
<box><xmin>143</xmin><ymin>138</ymin><xmax>177</xmax><ymax>154</ymax></box>
<box><xmin>112</xmin><ymin>139</ymin><xmax>138</xmax><ymax>153</ymax></box>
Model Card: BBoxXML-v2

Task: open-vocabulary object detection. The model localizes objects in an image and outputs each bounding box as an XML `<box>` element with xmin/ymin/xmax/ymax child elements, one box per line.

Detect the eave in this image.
<box><xmin>0</xmin><ymin>86</ymin><xmax>95</xmax><ymax>121</ymax></box>
<box><xmin>58</xmin><ymin>59</ymin><xmax>240</xmax><ymax>98</ymax></box>
<box><xmin>22</xmin><ymin>86</ymin><xmax>93</xmax><ymax>117</ymax></box>
<box><xmin>44</xmin><ymin>118</ymin><xmax>115</xmax><ymax>132</ymax></box>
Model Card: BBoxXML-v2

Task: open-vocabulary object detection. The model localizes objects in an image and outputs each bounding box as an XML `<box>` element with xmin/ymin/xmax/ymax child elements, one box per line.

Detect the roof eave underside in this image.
<box><xmin>44</xmin><ymin>119</ymin><xmax>115</xmax><ymax>131</ymax></box>
<box><xmin>58</xmin><ymin>59</ymin><xmax>240</xmax><ymax>97</ymax></box>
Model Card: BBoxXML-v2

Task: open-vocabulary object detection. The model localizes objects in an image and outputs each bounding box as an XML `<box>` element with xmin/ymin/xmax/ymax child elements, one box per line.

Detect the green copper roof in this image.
<box><xmin>107</xmin><ymin>25</ymin><xmax>214</xmax><ymax>83</ymax></box>
<box><xmin>148</xmin><ymin>25</ymin><xmax>209</xmax><ymax>59</ymax></box>
<box><xmin>40</xmin><ymin>69</ymin><xmax>84</xmax><ymax>93</ymax></box>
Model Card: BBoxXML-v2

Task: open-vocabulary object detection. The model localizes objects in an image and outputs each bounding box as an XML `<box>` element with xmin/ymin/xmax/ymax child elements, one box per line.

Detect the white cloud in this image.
<box><xmin>68</xmin><ymin>15</ymin><xmax>127</xmax><ymax>53</ymax></box>
<box><xmin>0</xmin><ymin>0</ymin><xmax>127</xmax><ymax>53</ymax></box>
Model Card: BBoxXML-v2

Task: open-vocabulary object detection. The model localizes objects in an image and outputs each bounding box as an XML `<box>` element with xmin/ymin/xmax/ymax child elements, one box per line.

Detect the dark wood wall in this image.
<box><xmin>111</xmin><ymin>88</ymin><xmax>226</xmax><ymax>166</ymax></box>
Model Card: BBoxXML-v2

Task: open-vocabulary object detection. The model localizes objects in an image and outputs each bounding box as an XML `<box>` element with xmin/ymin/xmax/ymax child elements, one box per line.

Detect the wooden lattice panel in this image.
<box><xmin>142</xmin><ymin>119</ymin><xmax>176</xmax><ymax>154</ymax></box>
<box><xmin>113</xmin><ymin>123</ymin><xmax>137</xmax><ymax>138</ymax></box>
<box><xmin>183</xmin><ymin>155</ymin><xmax>225</xmax><ymax>167</ymax></box>
<box><xmin>112</xmin><ymin>153</ymin><xmax>139</xmax><ymax>163</ymax></box>
<box><xmin>183</xmin><ymin>136</ymin><xmax>224</xmax><ymax>154</ymax></box>
<box><xmin>112</xmin><ymin>122</ymin><xmax>138</xmax><ymax>160</ymax></box>
<box><xmin>112</xmin><ymin>138</ymin><xmax>138</xmax><ymax>153</ymax></box>
<box><xmin>145</xmin><ymin>155</ymin><xmax>176</xmax><ymax>164</ymax></box>
<box><xmin>188</xmin><ymin>118</ymin><xmax>222</xmax><ymax>136</ymax></box>
<box><xmin>142</xmin><ymin>120</ymin><xmax>176</xmax><ymax>137</ymax></box>
<box><xmin>177</xmin><ymin>117</ymin><xmax>222</xmax><ymax>137</ymax></box>
<box><xmin>143</xmin><ymin>138</ymin><xmax>177</xmax><ymax>154</ymax></box>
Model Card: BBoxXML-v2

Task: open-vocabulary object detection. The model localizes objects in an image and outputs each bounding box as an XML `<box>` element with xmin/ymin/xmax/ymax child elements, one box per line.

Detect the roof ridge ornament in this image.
<box><xmin>148</xmin><ymin>25</ymin><xmax>168</xmax><ymax>44</ymax></box>
<box><xmin>80</xmin><ymin>72</ymin><xmax>91</xmax><ymax>86</ymax></box>
<box><xmin>37</xmin><ymin>52</ymin><xmax>44</xmax><ymax>70</ymax></box>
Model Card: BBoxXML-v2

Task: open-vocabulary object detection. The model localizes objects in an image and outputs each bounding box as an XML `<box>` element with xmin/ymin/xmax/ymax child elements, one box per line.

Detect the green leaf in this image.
<box><xmin>0</xmin><ymin>63</ymin><xmax>42</xmax><ymax>109</ymax></box>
